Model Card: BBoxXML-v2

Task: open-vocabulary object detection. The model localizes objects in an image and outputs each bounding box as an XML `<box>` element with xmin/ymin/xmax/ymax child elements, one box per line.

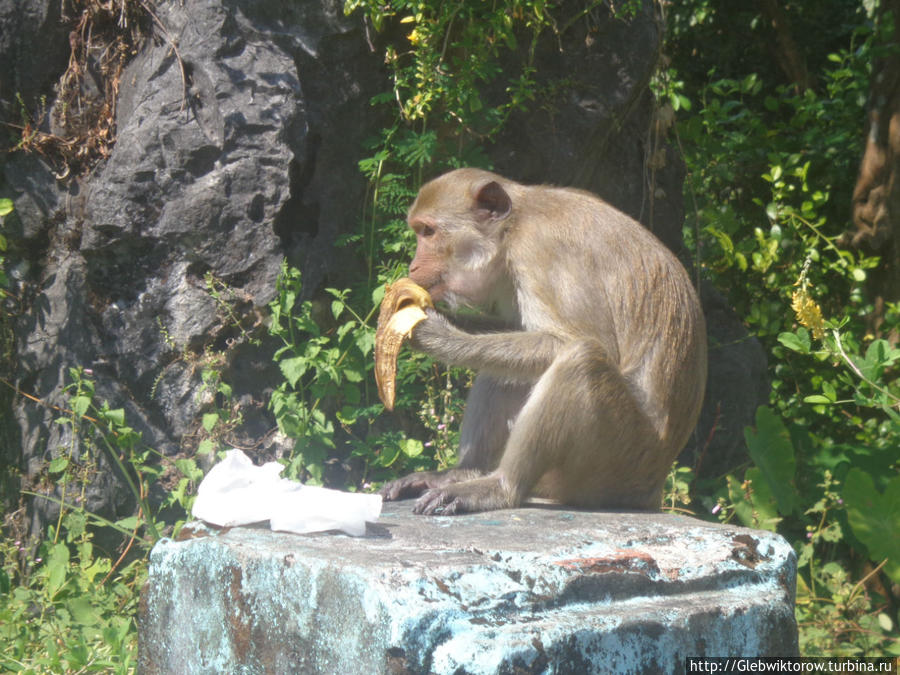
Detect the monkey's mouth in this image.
<box><xmin>425</xmin><ymin>281</ymin><xmax>447</xmax><ymax>302</ymax></box>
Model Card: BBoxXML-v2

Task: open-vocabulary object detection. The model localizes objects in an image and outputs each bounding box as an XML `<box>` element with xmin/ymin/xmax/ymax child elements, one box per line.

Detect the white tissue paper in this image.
<box><xmin>191</xmin><ymin>449</ymin><xmax>382</xmax><ymax>536</ymax></box>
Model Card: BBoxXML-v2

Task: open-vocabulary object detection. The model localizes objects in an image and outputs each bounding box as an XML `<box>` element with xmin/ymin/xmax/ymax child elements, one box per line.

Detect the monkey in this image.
<box><xmin>379</xmin><ymin>168</ymin><xmax>707</xmax><ymax>516</ymax></box>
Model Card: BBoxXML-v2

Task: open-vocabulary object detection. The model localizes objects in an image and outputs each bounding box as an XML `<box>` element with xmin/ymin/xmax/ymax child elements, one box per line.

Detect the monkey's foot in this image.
<box><xmin>380</xmin><ymin>468</ymin><xmax>482</xmax><ymax>502</ymax></box>
<box><xmin>413</xmin><ymin>476</ymin><xmax>514</xmax><ymax>516</ymax></box>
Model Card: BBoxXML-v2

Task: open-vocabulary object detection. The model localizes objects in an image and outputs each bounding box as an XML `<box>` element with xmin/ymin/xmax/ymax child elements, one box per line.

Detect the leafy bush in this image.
<box><xmin>266</xmin><ymin>259</ymin><xmax>467</xmax><ymax>487</ymax></box>
<box><xmin>667</xmin><ymin>0</ymin><xmax>899</xmax><ymax>655</ymax></box>
<box><xmin>0</xmin><ymin>367</ymin><xmax>202</xmax><ymax>672</ymax></box>
<box><xmin>0</xmin><ymin>515</ymin><xmax>142</xmax><ymax>673</ymax></box>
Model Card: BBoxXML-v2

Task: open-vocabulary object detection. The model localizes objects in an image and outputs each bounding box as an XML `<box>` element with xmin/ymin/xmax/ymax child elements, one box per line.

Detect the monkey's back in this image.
<box><xmin>505</xmin><ymin>183</ymin><xmax>707</xmax><ymax>449</ymax></box>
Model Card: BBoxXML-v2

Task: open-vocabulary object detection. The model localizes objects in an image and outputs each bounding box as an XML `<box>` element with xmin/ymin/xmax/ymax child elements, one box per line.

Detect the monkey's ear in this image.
<box><xmin>473</xmin><ymin>181</ymin><xmax>512</xmax><ymax>224</ymax></box>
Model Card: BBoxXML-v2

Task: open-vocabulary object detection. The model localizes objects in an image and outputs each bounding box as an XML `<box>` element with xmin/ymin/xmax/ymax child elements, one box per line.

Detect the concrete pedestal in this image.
<box><xmin>139</xmin><ymin>502</ymin><xmax>798</xmax><ymax>674</ymax></box>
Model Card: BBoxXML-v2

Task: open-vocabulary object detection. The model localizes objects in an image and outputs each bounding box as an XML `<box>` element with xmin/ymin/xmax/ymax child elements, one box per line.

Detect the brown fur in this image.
<box><xmin>380</xmin><ymin>169</ymin><xmax>707</xmax><ymax>515</ymax></box>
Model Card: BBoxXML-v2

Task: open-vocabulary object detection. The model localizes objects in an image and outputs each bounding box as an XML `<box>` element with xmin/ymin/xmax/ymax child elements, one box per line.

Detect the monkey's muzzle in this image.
<box><xmin>374</xmin><ymin>278</ymin><xmax>433</xmax><ymax>410</ymax></box>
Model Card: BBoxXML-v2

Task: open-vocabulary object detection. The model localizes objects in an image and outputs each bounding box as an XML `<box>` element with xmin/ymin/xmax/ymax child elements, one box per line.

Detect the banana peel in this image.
<box><xmin>375</xmin><ymin>278</ymin><xmax>433</xmax><ymax>410</ymax></box>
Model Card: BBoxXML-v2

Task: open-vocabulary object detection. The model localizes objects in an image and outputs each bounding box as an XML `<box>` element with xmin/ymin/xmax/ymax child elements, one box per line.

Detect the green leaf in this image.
<box><xmin>71</xmin><ymin>395</ymin><xmax>92</xmax><ymax>418</ymax></box>
<box><xmin>100</xmin><ymin>407</ymin><xmax>125</xmax><ymax>427</ymax></box>
<box><xmin>49</xmin><ymin>456</ymin><xmax>69</xmax><ymax>473</ymax></box>
<box><xmin>67</xmin><ymin>595</ymin><xmax>100</xmax><ymax>627</ymax></box>
<box><xmin>731</xmin><ymin>467</ymin><xmax>780</xmax><ymax>531</ymax></box>
<box><xmin>744</xmin><ymin>407</ymin><xmax>797</xmax><ymax>516</ymax></box>
<box><xmin>778</xmin><ymin>330</ymin><xmax>810</xmax><ymax>354</ymax></box>
<box><xmin>0</xmin><ymin>198</ymin><xmax>12</xmax><ymax>216</ymax></box>
<box><xmin>197</xmin><ymin>438</ymin><xmax>217</xmax><ymax>455</ymax></box>
<box><xmin>377</xmin><ymin>443</ymin><xmax>401</xmax><ymax>468</ymax></box>
<box><xmin>355</xmin><ymin>329</ymin><xmax>375</xmax><ymax>357</ymax></box>
<box><xmin>842</xmin><ymin>468</ymin><xmax>900</xmax><ymax>584</ymax></box>
<box><xmin>864</xmin><ymin>339</ymin><xmax>900</xmax><ymax>370</ymax></box>
<box><xmin>279</xmin><ymin>356</ymin><xmax>309</xmax><ymax>388</ymax></box>
<box><xmin>201</xmin><ymin>412</ymin><xmax>219</xmax><ymax>432</ymax></box>
<box><xmin>400</xmin><ymin>438</ymin><xmax>424</xmax><ymax>458</ymax></box>
<box><xmin>46</xmin><ymin>542</ymin><xmax>70</xmax><ymax>596</ymax></box>
<box><xmin>66</xmin><ymin>511</ymin><xmax>87</xmax><ymax>538</ymax></box>
<box><xmin>175</xmin><ymin>457</ymin><xmax>202</xmax><ymax>480</ymax></box>
<box><xmin>116</xmin><ymin>516</ymin><xmax>140</xmax><ymax>530</ymax></box>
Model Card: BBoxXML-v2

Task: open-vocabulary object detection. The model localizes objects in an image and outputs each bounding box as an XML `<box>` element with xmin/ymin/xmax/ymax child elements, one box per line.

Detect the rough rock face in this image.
<box><xmin>492</xmin><ymin>7</ymin><xmax>682</xmax><ymax>248</ymax></box>
<box><xmin>1</xmin><ymin>0</ymin><xmax>765</xmax><ymax>532</ymax></box>
<box><xmin>0</xmin><ymin>0</ymin><xmax>70</xmax><ymax>108</ymax></box>
<box><xmin>4</xmin><ymin>0</ymin><xmax>390</xmax><ymax>530</ymax></box>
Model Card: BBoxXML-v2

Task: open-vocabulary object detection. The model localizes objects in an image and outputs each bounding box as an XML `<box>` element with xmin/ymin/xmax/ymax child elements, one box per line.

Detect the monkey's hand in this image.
<box><xmin>407</xmin><ymin>306</ymin><xmax>453</xmax><ymax>351</ymax></box>
<box><xmin>375</xmin><ymin>278</ymin><xmax>433</xmax><ymax>410</ymax></box>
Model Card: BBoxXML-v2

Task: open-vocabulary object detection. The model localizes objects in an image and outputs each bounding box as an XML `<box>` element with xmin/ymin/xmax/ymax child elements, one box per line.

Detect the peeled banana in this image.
<box><xmin>374</xmin><ymin>278</ymin><xmax>433</xmax><ymax>410</ymax></box>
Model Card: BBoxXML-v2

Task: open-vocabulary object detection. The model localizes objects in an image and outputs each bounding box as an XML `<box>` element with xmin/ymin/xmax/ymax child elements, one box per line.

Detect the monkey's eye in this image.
<box><xmin>420</xmin><ymin>225</ymin><xmax>435</xmax><ymax>238</ymax></box>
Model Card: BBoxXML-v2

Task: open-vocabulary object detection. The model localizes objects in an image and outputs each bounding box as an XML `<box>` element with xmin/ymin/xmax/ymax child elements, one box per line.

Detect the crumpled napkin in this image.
<box><xmin>191</xmin><ymin>449</ymin><xmax>382</xmax><ymax>536</ymax></box>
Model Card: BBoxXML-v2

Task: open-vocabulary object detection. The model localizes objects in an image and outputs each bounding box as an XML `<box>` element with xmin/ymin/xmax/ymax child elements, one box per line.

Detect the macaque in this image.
<box><xmin>380</xmin><ymin>168</ymin><xmax>707</xmax><ymax>515</ymax></box>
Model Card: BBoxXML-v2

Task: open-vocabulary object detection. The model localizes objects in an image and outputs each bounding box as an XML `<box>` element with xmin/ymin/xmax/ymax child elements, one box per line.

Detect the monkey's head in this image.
<box><xmin>407</xmin><ymin>169</ymin><xmax>513</xmax><ymax>309</ymax></box>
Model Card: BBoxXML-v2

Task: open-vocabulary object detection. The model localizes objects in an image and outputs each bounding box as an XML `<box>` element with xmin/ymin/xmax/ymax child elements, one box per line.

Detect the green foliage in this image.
<box><xmin>343</xmin><ymin>0</ymin><xmax>567</xmax><ymax>289</ymax></box>
<box><xmin>344</xmin><ymin>0</ymin><xmax>550</xmax><ymax>135</ymax></box>
<box><xmin>268</xmin><ymin>261</ymin><xmax>375</xmax><ymax>484</ymax></box>
<box><xmin>49</xmin><ymin>368</ymin><xmax>202</xmax><ymax>543</ymax></box>
<box><xmin>744</xmin><ymin>406</ymin><xmax>797</xmax><ymax>517</ymax></box>
<box><xmin>266</xmin><ymin>259</ymin><xmax>465</xmax><ymax>486</ymax></box>
<box><xmin>195</xmin><ymin>358</ymin><xmax>243</xmax><ymax>457</ymax></box>
<box><xmin>666</xmin><ymin>0</ymin><xmax>898</xmax><ymax>655</ymax></box>
<box><xmin>663</xmin><ymin>463</ymin><xmax>695</xmax><ymax>513</ymax></box>
<box><xmin>203</xmin><ymin>271</ymin><xmax>262</xmax><ymax>348</ymax></box>
<box><xmin>0</xmin><ymin>515</ymin><xmax>142</xmax><ymax>673</ymax></box>
<box><xmin>1</xmin><ymin>368</ymin><xmax>201</xmax><ymax>672</ymax></box>
<box><xmin>842</xmin><ymin>469</ymin><xmax>900</xmax><ymax>584</ymax></box>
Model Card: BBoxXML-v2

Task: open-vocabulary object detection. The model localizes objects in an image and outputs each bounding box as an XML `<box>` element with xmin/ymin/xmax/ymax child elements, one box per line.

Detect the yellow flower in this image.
<box><xmin>791</xmin><ymin>287</ymin><xmax>826</xmax><ymax>340</ymax></box>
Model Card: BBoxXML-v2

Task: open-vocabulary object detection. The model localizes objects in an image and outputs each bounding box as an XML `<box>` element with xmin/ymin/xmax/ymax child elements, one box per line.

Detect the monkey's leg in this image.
<box><xmin>457</xmin><ymin>375</ymin><xmax>531</xmax><ymax>470</ymax></box>
<box><xmin>413</xmin><ymin>341</ymin><xmax>664</xmax><ymax>515</ymax></box>
<box><xmin>379</xmin><ymin>376</ymin><xmax>530</xmax><ymax>501</ymax></box>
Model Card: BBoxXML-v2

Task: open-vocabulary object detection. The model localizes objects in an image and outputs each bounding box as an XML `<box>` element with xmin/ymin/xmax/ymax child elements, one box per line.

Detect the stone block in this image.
<box><xmin>139</xmin><ymin>502</ymin><xmax>798</xmax><ymax>674</ymax></box>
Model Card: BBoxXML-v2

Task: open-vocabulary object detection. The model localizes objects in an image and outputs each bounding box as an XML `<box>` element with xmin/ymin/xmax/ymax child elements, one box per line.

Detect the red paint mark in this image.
<box><xmin>554</xmin><ymin>549</ymin><xmax>660</xmax><ymax>576</ymax></box>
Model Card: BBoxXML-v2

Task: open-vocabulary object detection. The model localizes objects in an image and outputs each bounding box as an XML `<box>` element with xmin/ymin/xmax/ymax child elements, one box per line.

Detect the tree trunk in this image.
<box><xmin>758</xmin><ymin>0</ymin><xmax>812</xmax><ymax>93</ymax></box>
<box><xmin>850</xmin><ymin>0</ymin><xmax>900</xmax><ymax>315</ymax></box>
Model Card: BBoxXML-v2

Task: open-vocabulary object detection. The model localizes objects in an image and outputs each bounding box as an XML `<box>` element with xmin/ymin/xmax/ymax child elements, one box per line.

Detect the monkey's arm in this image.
<box><xmin>411</xmin><ymin>309</ymin><xmax>562</xmax><ymax>381</ymax></box>
<box><xmin>441</xmin><ymin>312</ymin><xmax>519</xmax><ymax>334</ymax></box>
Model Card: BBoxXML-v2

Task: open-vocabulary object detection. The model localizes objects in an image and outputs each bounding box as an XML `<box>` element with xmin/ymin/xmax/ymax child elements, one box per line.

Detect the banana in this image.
<box><xmin>375</xmin><ymin>278</ymin><xmax>433</xmax><ymax>410</ymax></box>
